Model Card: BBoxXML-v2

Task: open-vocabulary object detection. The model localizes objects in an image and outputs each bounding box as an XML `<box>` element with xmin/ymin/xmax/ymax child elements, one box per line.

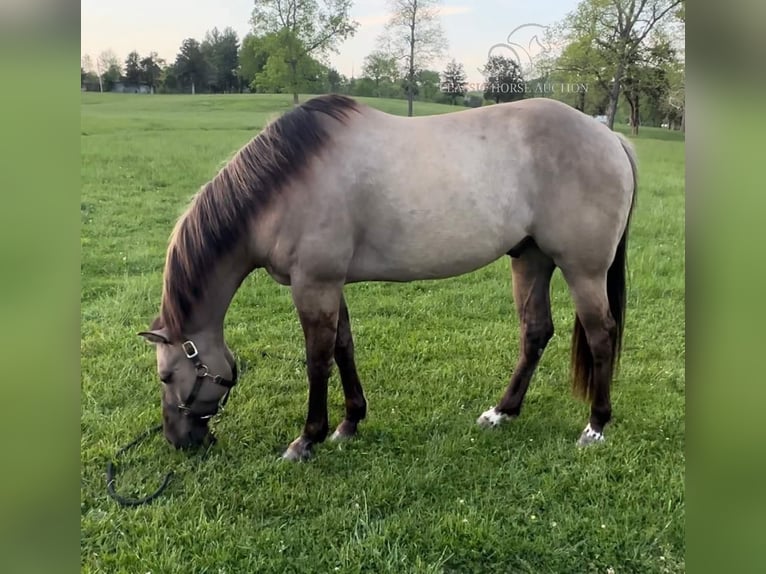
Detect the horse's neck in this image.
<box><xmin>186</xmin><ymin>248</ymin><xmax>255</xmax><ymax>336</ymax></box>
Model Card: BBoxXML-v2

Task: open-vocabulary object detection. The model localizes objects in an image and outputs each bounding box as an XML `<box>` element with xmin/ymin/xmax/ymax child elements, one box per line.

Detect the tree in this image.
<box><xmin>97</xmin><ymin>50</ymin><xmax>122</xmax><ymax>92</ymax></box>
<box><xmin>81</xmin><ymin>54</ymin><xmax>102</xmax><ymax>92</ymax></box>
<box><xmin>251</xmin><ymin>0</ymin><xmax>357</xmax><ymax>104</ymax></box>
<box><xmin>239</xmin><ymin>32</ymin><xmax>277</xmax><ymax>89</ymax></box>
<box><xmin>550</xmin><ymin>34</ymin><xmax>611</xmax><ymax>113</ymax></box>
<box><xmin>440</xmin><ymin>59</ymin><xmax>466</xmax><ymax>104</ymax></box>
<box><xmin>124</xmin><ymin>51</ymin><xmax>142</xmax><ymax>86</ymax></box>
<box><xmin>382</xmin><ymin>0</ymin><xmax>447</xmax><ymax>116</ymax></box>
<box><xmin>563</xmin><ymin>0</ymin><xmax>683</xmax><ymax>129</ymax></box>
<box><xmin>621</xmin><ymin>37</ymin><xmax>676</xmax><ymax>134</ymax></box>
<box><xmin>416</xmin><ymin>69</ymin><xmax>440</xmax><ymax>101</ymax></box>
<box><xmin>201</xmin><ymin>27</ymin><xmax>240</xmax><ymax>93</ymax></box>
<box><xmin>663</xmin><ymin>59</ymin><xmax>684</xmax><ymax>130</ymax></box>
<box><xmin>160</xmin><ymin>63</ymin><xmax>180</xmax><ymax>93</ymax></box>
<box><xmin>140</xmin><ymin>52</ymin><xmax>165</xmax><ymax>92</ymax></box>
<box><xmin>362</xmin><ymin>50</ymin><xmax>399</xmax><ymax>97</ymax></box>
<box><xmin>327</xmin><ymin>68</ymin><xmax>342</xmax><ymax>92</ymax></box>
<box><xmin>482</xmin><ymin>55</ymin><xmax>525</xmax><ymax>104</ymax></box>
<box><xmin>175</xmin><ymin>38</ymin><xmax>208</xmax><ymax>94</ymax></box>
<box><xmin>253</xmin><ymin>30</ymin><xmax>325</xmax><ymax>94</ymax></box>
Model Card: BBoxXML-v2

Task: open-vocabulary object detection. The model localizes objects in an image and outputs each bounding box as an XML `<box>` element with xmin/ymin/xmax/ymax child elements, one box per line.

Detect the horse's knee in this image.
<box><xmin>523</xmin><ymin>319</ymin><xmax>554</xmax><ymax>356</ymax></box>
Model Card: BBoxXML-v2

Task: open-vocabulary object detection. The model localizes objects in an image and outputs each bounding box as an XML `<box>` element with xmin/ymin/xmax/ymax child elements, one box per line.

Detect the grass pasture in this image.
<box><xmin>81</xmin><ymin>93</ymin><xmax>685</xmax><ymax>573</ymax></box>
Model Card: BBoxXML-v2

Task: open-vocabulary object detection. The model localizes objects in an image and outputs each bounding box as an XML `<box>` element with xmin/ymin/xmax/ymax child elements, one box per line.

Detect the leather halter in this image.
<box><xmin>175</xmin><ymin>340</ymin><xmax>238</xmax><ymax>419</ymax></box>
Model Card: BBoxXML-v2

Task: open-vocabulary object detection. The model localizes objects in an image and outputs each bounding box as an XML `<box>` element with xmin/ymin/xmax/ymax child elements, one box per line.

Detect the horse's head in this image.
<box><xmin>139</xmin><ymin>326</ymin><xmax>237</xmax><ymax>449</ymax></box>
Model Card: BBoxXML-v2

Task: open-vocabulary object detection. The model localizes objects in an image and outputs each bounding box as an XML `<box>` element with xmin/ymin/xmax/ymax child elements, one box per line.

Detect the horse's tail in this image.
<box><xmin>572</xmin><ymin>133</ymin><xmax>637</xmax><ymax>400</ymax></box>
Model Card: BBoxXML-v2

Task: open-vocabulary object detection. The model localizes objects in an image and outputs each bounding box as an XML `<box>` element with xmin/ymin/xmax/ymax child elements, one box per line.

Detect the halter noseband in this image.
<box><xmin>175</xmin><ymin>340</ymin><xmax>238</xmax><ymax>419</ymax></box>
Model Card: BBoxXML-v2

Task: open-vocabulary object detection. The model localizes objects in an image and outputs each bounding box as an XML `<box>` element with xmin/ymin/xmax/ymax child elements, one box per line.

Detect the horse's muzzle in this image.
<box><xmin>164</xmin><ymin>415</ymin><xmax>212</xmax><ymax>449</ymax></box>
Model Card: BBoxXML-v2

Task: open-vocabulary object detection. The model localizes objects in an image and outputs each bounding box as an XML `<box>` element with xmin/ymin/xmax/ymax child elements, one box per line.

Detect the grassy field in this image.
<box><xmin>81</xmin><ymin>93</ymin><xmax>685</xmax><ymax>573</ymax></box>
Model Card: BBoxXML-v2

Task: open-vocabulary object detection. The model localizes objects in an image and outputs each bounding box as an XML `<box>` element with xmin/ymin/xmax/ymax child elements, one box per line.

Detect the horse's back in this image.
<box><xmin>292</xmin><ymin>98</ymin><xmax>635</xmax><ymax>283</ymax></box>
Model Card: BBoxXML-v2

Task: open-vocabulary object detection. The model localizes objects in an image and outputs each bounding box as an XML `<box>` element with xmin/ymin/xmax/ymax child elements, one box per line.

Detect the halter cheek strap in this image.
<box><xmin>178</xmin><ymin>340</ymin><xmax>238</xmax><ymax>416</ymax></box>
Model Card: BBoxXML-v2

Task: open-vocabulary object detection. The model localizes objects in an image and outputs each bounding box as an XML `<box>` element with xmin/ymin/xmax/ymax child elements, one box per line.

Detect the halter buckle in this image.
<box><xmin>182</xmin><ymin>340</ymin><xmax>199</xmax><ymax>359</ymax></box>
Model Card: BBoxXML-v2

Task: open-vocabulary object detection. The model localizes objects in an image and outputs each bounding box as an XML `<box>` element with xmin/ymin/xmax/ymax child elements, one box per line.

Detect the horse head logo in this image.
<box><xmin>482</xmin><ymin>23</ymin><xmax>553</xmax><ymax>76</ymax></box>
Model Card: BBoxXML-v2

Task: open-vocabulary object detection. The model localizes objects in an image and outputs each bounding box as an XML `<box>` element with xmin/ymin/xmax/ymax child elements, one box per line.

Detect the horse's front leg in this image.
<box><xmin>330</xmin><ymin>293</ymin><xmax>367</xmax><ymax>440</ymax></box>
<box><xmin>282</xmin><ymin>279</ymin><xmax>342</xmax><ymax>461</ymax></box>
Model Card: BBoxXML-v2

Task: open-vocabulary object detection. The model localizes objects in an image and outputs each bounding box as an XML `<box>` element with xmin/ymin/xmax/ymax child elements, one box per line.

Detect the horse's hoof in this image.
<box><xmin>330</xmin><ymin>420</ymin><xmax>358</xmax><ymax>441</ymax></box>
<box><xmin>281</xmin><ymin>446</ymin><xmax>310</xmax><ymax>461</ymax></box>
<box><xmin>576</xmin><ymin>424</ymin><xmax>605</xmax><ymax>447</ymax></box>
<box><xmin>281</xmin><ymin>437</ymin><xmax>312</xmax><ymax>461</ymax></box>
<box><xmin>476</xmin><ymin>407</ymin><xmax>511</xmax><ymax>428</ymax></box>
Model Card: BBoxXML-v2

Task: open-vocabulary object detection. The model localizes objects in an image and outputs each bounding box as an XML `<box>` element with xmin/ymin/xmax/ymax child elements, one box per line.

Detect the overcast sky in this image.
<box><xmin>81</xmin><ymin>0</ymin><xmax>579</xmax><ymax>83</ymax></box>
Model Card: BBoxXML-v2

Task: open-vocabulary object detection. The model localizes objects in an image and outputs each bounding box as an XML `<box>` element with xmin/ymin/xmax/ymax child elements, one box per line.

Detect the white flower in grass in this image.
<box><xmin>530</xmin><ymin>514</ymin><xmax>536</xmax><ymax>520</ymax></box>
<box><xmin>551</xmin><ymin>521</ymin><xmax>557</xmax><ymax>527</ymax></box>
<box><xmin>601</xmin><ymin>523</ymin><xmax>606</xmax><ymax>529</ymax></box>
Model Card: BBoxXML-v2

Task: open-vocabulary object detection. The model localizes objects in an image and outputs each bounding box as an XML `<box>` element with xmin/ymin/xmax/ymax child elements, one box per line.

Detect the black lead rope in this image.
<box><xmin>106</xmin><ymin>424</ymin><xmax>220</xmax><ymax>507</ymax></box>
<box><xmin>106</xmin><ymin>424</ymin><xmax>172</xmax><ymax>507</ymax></box>
<box><xmin>105</xmin><ymin>352</ymin><xmax>292</xmax><ymax>507</ymax></box>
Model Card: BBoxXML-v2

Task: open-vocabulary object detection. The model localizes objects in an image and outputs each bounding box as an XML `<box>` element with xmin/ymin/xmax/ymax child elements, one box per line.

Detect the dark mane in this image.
<box><xmin>157</xmin><ymin>95</ymin><xmax>360</xmax><ymax>338</ymax></box>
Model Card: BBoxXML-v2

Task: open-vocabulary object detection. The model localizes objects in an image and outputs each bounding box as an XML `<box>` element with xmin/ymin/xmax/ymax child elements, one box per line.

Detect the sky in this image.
<box><xmin>81</xmin><ymin>0</ymin><xmax>579</xmax><ymax>83</ymax></box>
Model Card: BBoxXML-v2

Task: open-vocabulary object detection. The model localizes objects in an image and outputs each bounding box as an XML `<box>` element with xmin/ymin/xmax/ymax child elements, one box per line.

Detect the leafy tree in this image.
<box><xmin>440</xmin><ymin>59</ymin><xmax>466</xmax><ymax>104</ymax></box>
<box><xmin>251</xmin><ymin>0</ymin><xmax>357</xmax><ymax>103</ymax></box>
<box><xmin>382</xmin><ymin>0</ymin><xmax>447</xmax><ymax>116</ymax></box>
<box><xmin>482</xmin><ymin>55</ymin><xmax>525</xmax><ymax>103</ymax></box>
<box><xmin>97</xmin><ymin>50</ymin><xmax>122</xmax><ymax>91</ymax></box>
<box><xmin>160</xmin><ymin>63</ymin><xmax>180</xmax><ymax>93</ymax></box>
<box><xmin>362</xmin><ymin>50</ymin><xmax>399</xmax><ymax>97</ymax></box>
<box><xmin>201</xmin><ymin>27</ymin><xmax>240</xmax><ymax>93</ymax></box>
<box><xmin>416</xmin><ymin>69</ymin><xmax>440</xmax><ymax>101</ymax></box>
<box><xmin>662</xmin><ymin>59</ymin><xmax>684</xmax><ymax>130</ymax></box>
<box><xmin>124</xmin><ymin>51</ymin><xmax>142</xmax><ymax>85</ymax></box>
<box><xmin>550</xmin><ymin>31</ymin><xmax>611</xmax><ymax>113</ymax></box>
<box><xmin>622</xmin><ymin>37</ymin><xmax>676</xmax><ymax>134</ymax></box>
<box><xmin>351</xmin><ymin>76</ymin><xmax>377</xmax><ymax>97</ymax></box>
<box><xmin>140</xmin><ymin>52</ymin><xmax>164</xmax><ymax>92</ymax></box>
<box><xmin>327</xmin><ymin>68</ymin><xmax>342</xmax><ymax>92</ymax></box>
<box><xmin>175</xmin><ymin>38</ymin><xmax>208</xmax><ymax>94</ymax></box>
<box><xmin>239</xmin><ymin>33</ymin><xmax>276</xmax><ymax>89</ymax></box>
<box><xmin>563</xmin><ymin>0</ymin><xmax>684</xmax><ymax>129</ymax></box>
<box><xmin>81</xmin><ymin>54</ymin><xmax>102</xmax><ymax>92</ymax></box>
<box><xmin>254</xmin><ymin>30</ymin><xmax>325</xmax><ymax>95</ymax></box>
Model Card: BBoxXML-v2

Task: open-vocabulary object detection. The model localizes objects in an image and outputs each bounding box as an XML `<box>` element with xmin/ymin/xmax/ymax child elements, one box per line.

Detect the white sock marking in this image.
<box><xmin>477</xmin><ymin>407</ymin><xmax>510</xmax><ymax>427</ymax></box>
<box><xmin>577</xmin><ymin>423</ymin><xmax>605</xmax><ymax>446</ymax></box>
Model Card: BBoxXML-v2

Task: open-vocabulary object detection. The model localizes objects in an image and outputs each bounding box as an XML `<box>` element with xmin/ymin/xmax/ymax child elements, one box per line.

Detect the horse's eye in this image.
<box><xmin>159</xmin><ymin>371</ymin><xmax>174</xmax><ymax>384</ymax></box>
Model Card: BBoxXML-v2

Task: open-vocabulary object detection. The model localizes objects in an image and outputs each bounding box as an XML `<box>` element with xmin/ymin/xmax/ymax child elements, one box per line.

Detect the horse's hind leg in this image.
<box><xmin>477</xmin><ymin>244</ymin><xmax>555</xmax><ymax>427</ymax></box>
<box><xmin>563</xmin><ymin>271</ymin><xmax>616</xmax><ymax>446</ymax></box>
<box><xmin>330</xmin><ymin>294</ymin><xmax>367</xmax><ymax>441</ymax></box>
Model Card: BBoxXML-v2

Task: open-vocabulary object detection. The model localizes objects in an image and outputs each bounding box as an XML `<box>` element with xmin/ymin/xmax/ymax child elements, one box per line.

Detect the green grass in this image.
<box><xmin>81</xmin><ymin>93</ymin><xmax>685</xmax><ymax>573</ymax></box>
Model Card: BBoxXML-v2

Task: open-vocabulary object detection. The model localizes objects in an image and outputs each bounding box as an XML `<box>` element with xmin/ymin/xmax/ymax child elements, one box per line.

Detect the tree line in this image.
<box><xmin>81</xmin><ymin>0</ymin><xmax>684</xmax><ymax>132</ymax></box>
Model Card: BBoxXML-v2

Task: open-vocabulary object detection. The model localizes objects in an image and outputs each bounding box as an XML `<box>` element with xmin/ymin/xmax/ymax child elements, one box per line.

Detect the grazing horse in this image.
<box><xmin>139</xmin><ymin>95</ymin><xmax>637</xmax><ymax>460</ymax></box>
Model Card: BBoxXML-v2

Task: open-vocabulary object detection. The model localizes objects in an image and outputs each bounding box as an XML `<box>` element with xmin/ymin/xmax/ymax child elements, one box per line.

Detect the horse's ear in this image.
<box><xmin>138</xmin><ymin>329</ymin><xmax>170</xmax><ymax>345</ymax></box>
